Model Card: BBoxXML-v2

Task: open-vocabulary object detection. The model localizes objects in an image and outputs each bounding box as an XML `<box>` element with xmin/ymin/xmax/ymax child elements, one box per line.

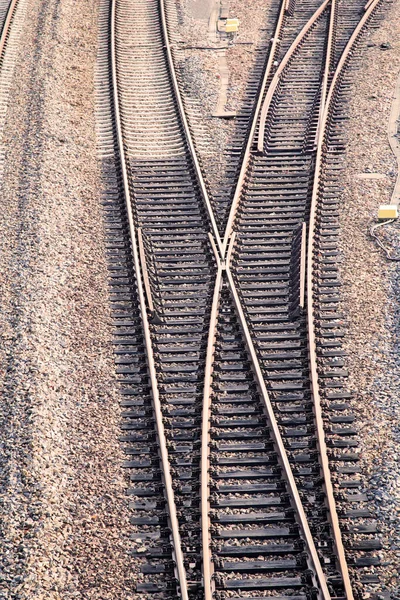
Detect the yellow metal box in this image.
<box><xmin>225</xmin><ymin>18</ymin><xmax>239</xmax><ymax>32</ymax></box>
<box><xmin>378</xmin><ymin>204</ymin><xmax>398</xmax><ymax>219</ymax></box>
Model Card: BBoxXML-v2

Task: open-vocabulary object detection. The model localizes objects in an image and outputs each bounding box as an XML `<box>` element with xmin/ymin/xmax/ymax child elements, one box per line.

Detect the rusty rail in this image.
<box><xmin>306</xmin><ymin>1</ymin><xmax>382</xmax><ymax>598</ymax></box>
<box><xmin>110</xmin><ymin>1</ymin><xmax>189</xmax><ymax>598</ymax></box>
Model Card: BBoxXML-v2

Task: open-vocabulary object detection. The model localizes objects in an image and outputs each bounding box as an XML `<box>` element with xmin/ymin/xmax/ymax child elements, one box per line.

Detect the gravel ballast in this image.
<box><xmin>0</xmin><ymin>0</ymin><xmax>399</xmax><ymax>597</ymax></box>
<box><xmin>172</xmin><ymin>0</ymin><xmax>277</xmax><ymax>220</ymax></box>
<box><xmin>337</xmin><ymin>1</ymin><xmax>400</xmax><ymax>593</ymax></box>
<box><xmin>0</xmin><ymin>0</ymin><xmax>133</xmax><ymax>597</ymax></box>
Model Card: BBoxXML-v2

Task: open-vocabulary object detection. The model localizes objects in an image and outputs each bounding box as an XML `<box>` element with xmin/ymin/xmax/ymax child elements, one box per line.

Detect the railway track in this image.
<box><xmin>0</xmin><ymin>0</ymin><xmax>17</xmax><ymax>33</ymax></box>
<box><xmin>223</xmin><ymin>1</ymin><xmax>384</xmax><ymax>597</ymax></box>
<box><xmin>95</xmin><ymin>0</ymin><xmax>388</xmax><ymax>598</ymax></box>
<box><xmin>0</xmin><ymin>0</ymin><xmax>25</xmax><ymax>177</ymax></box>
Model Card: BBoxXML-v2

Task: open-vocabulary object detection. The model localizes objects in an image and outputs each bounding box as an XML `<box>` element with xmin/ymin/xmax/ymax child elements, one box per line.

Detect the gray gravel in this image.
<box><xmin>338</xmin><ymin>0</ymin><xmax>400</xmax><ymax>593</ymax></box>
<box><xmin>0</xmin><ymin>0</ymin><xmax>398</xmax><ymax>597</ymax></box>
<box><xmin>172</xmin><ymin>0</ymin><xmax>277</xmax><ymax>209</ymax></box>
<box><xmin>0</xmin><ymin>0</ymin><xmax>133</xmax><ymax>597</ymax></box>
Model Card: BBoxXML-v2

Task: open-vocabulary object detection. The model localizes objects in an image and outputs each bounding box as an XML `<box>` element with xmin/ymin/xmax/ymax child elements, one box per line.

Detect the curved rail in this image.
<box><xmin>200</xmin><ymin>0</ymin><xmax>383</xmax><ymax>594</ymax></box>
<box><xmin>110</xmin><ymin>1</ymin><xmax>189</xmax><ymax>598</ymax></box>
<box><xmin>306</xmin><ymin>1</ymin><xmax>382</xmax><ymax>597</ymax></box>
<box><xmin>199</xmin><ymin>1</ymin><xmax>337</xmax><ymax>596</ymax></box>
<box><xmin>199</xmin><ymin>1</ymin><xmax>311</xmax><ymax>592</ymax></box>
<box><xmin>113</xmin><ymin>0</ymin><xmax>384</xmax><ymax>595</ymax></box>
<box><xmin>0</xmin><ymin>0</ymin><xmax>19</xmax><ymax>57</ymax></box>
<box><xmin>257</xmin><ymin>0</ymin><xmax>332</xmax><ymax>153</ymax></box>
<box><xmin>221</xmin><ymin>0</ymin><xmax>288</xmax><ymax>256</ymax></box>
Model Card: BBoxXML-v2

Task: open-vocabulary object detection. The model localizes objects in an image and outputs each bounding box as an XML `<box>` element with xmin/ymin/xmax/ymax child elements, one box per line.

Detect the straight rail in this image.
<box><xmin>110</xmin><ymin>1</ymin><xmax>189</xmax><ymax>597</ymax></box>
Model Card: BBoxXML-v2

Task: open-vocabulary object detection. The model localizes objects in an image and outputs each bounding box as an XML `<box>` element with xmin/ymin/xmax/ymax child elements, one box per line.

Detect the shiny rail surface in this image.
<box><xmin>257</xmin><ymin>0</ymin><xmax>356</xmax><ymax>593</ymax></box>
<box><xmin>0</xmin><ymin>0</ymin><xmax>17</xmax><ymax>46</ymax></box>
<box><xmin>204</xmin><ymin>1</ymin><xmax>338</xmax><ymax>594</ymax></box>
<box><xmin>201</xmin><ymin>0</ymin><xmax>385</xmax><ymax>597</ymax></box>
<box><xmin>306</xmin><ymin>0</ymin><xmax>384</xmax><ymax>597</ymax></box>
<box><xmin>257</xmin><ymin>0</ymin><xmax>332</xmax><ymax>153</ymax></box>
<box><xmin>99</xmin><ymin>0</ymin><xmax>389</xmax><ymax>598</ymax></box>
<box><xmin>110</xmin><ymin>0</ymin><xmax>190</xmax><ymax>597</ymax></box>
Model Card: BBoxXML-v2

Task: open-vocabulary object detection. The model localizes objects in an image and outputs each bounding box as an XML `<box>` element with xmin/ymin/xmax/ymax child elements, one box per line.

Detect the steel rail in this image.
<box><xmin>221</xmin><ymin>0</ymin><xmax>289</xmax><ymax>256</ymax></box>
<box><xmin>257</xmin><ymin>0</ymin><xmax>332</xmax><ymax>153</ymax></box>
<box><xmin>200</xmin><ymin>234</ymin><xmax>223</xmax><ymax>600</ymax></box>
<box><xmin>137</xmin><ymin>228</ymin><xmax>155</xmax><ymax>317</ymax></box>
<box><xmin>199</xmin><ymin>1</ymin><xmax>294</xmax><ymax>588</ymax></box>
<box><xmin>326</xmin><ymin>0</ymin><xmax>382</xmax><ymax>105</ymax></box>
<box><xmin>199</xmin><ymin>1</ymin><xmax>336</xmax><ymax>594</ymax></box>
<box><xmin>200</xmin><ymin>235</ymin><xmax>332</xmax><ymax>598</ymax></box>
<box><xmin>110</xmin><ymin>2</ymin><xmax>189</xmax><ymax>598</ymax></box>
<box><xmin>364</xmin><ymin>0</ymin><xmax>375</xmax><ymax>11</ymax></box>
<box><xmin>158</xmin><ymin>0</ymin><xmax>223</xmax><ymax>257</ymax></box>
<box><xmin>299</xmin><ymin>222</ymin><xmax>307</xmax><ymax>309</ymax></box>
<box><xmin>306</xmin><ymin>1</ymin><xmax>382</xmax><ymax>598</ymax></box>
<box><xmin>160</xmin><ymin>0</ymin><xmax>381</xmax><ymax>594</ymax></box>
<box><xmin>314</xmin><ymin>0</ymin><xmax>336</xmax><ymax>142</ymax></box>
<box><xmin>0</xmin><ymin>0</ymin><xmax>19</xmax><ymax>57</ymax></box>
<box><xmin>225</xmin><ymin>234</ymin><xmax>331</xmax><ymax>600</ymax></box>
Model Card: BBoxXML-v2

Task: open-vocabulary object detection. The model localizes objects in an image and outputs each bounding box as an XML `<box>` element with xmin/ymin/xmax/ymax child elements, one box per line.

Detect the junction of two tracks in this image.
<box><xmin>0</xmin><ymin>0</ymin><xmax>396</xmax><ymax>596</ymax></box>
<box><xmin>102</xmin><ymin>0</ymin><xmax>389</xmax><ymax>598</ymax></box>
